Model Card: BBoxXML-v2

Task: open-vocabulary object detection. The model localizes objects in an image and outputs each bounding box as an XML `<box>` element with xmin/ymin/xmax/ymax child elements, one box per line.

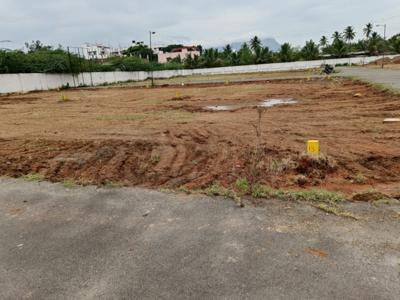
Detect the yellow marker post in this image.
<box><xmin>307</xmin><ymin>140</ymin><xmax>320</xmax><ymax>158</ymax></box>
<box><xmin>176</xmin><ymin>91</ymin><xmax>182</xmax><ymax>98</ymax></box>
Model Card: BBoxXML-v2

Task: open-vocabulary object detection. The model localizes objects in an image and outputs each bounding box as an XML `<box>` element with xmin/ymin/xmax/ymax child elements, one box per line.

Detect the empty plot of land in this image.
<box><xmin>0</xmin><ymin>78</ymin><xmax>399</xmax><ymax>195</ymax></box>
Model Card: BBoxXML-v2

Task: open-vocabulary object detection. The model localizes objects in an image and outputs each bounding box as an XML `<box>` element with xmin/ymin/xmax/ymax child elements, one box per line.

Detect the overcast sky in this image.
<box><xmin>1</xmin><ymin>0</ymin><xmax>399</xmax><ymax>50</ymax></box>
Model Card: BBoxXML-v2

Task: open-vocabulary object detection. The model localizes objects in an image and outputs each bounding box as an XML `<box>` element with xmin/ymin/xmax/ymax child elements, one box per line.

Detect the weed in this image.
<box><xmin>59</xmin><ymin>93</ymin><xmax>70</xmax><ymax>102</ymax></box>
<box><xmin>353</xmin><ymin>173</ymin><xmax>367</xmax><ymax>184</ymax></box>
<box><xmin>293</xmin><ymin>175</ymin><xmax>308</xmax><ymax>186</ymax></box>
<box><xmin>177</xmin><ymin>186</ymin><xmax>192</xmax><ymax>194</ymax></box>
<box><xmin>150</xmin><ymin>154</ymin><xmax>161</xmax><ymax>165</ymax></box>
<box><xmin>102</xmin><ymin>180</ymin><xmax>123</xmax><ymax>188</ymax></box>
<box><xmin>204</xmin><ymin>182</ymin><xmax>235</xmax><ymax>198</ymax></box>
<box><xmin>372</xmin><ymin>199</ymin><xmax>391</xmax><ymax>207</ymax></box>
<box><xmin>249</xmin><ymin>107</ymin><xmax>267</xmax><ymax>187</ymax></box>
<box><xmin>23</xmin><ymin>172</ymin><xmax>45</xmax><ymax>182</ymax></box>
<box><xmin>60</xmin><ymin>83</ymin><xmax>70</xmax><ymax>90</ymax></box>
<box><xmin>235</xmin><ymin>178</ymin><xmax>249</xmax><ymax>194</ymax></box>
<box><xmin>315</xmin><ymin>203</ymin><xmax>358</xmax><ymax>220</ymax></box>
<box><xmin>62</xmin><ymin>179</ymin><xmax>77</xmax><ymax>188</ymax></box>
<box><xmin>251</xmin><ymin>184</ymin><xmax>345</xmax><ymax>204</ymax></box>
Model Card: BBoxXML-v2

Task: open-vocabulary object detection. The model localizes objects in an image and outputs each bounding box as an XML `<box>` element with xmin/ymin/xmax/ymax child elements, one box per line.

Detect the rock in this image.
<box><xmin>354</xmin><ymin>93</ymin><xmax>362</xmax><ymax>97</ymax></box>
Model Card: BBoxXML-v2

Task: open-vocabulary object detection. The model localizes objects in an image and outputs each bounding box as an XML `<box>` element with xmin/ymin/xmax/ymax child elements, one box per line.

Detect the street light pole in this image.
<box><xmin>376</xmin><ymin>24</ymin><xmax>387</xmax><ymax>69</ymax></box>
<box><xmin>149</xmin><ymin>31</ymin><xmax>156</xmax><ymax>87</ymax></box>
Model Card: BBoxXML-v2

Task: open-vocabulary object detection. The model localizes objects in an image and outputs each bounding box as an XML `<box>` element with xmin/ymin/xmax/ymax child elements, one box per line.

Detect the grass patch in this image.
<box><xmin>235</xmin><ymin>178</ymin><xmax>249</xmax><ymax>195</ymax></box>
<box><xmin>251</xmin><ymin>184</ymin><xmax>344</xmax><ymax>204</ymax></box>
<box><xmin>23</xmin><ymin>172</ymin><xmax>45</xmax><ymax>182</ymax></box>
<box><xmin>204</xmin><ymin>182</ymin><xmax>235</xmax><ymax>198</ymax></box>
<box><xmin>96</xmin><ymin>110</ymin><xmax>193</xmax><ymax>122</ymax></box>
<box><xmin>101</xmin><ymin>180</ymin><xmax>124</xmax><ymax>188</ymax></box>
<box><xmin>150</xmin><ymin>154</ymin><xmax>161</xmax><ymax>165</ymax></box>
<box><xmin>62</xmin><ymin>179</ymin><xmax>77</xmax><ymax>188</ymax></box>
<box><xmin>315</xmin><ymin>203</ymin><xmax>358</xmax><ymax>219</ymax></box>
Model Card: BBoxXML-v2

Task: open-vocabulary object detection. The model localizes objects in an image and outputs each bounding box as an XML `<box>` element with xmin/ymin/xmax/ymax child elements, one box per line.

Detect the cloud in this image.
<box><xmin>1</xmin><ymin>0</ymin><xmax>399</xmax><ymax>50</ymax></box>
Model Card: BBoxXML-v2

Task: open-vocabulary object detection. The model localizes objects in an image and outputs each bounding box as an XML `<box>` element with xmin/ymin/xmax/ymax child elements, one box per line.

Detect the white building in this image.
<box><xmin>81</xmin><ymin>43</ymin><xmax>123</xmax><ymax>60</ymax></box>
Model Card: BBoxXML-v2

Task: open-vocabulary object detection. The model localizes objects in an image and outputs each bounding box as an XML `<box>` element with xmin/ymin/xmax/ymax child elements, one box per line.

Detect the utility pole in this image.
<box><xmin>149</xmin><ymin>31</ymin><xmax>156</xmax><ymax>87</ymax></box>
<box><xmin>376</xmin><ymin>24</ymin><xmax>387</xmax><ymax>69</ymax></box>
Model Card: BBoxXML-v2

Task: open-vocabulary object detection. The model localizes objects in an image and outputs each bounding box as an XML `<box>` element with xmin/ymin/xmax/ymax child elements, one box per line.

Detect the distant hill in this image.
<box><xmin>217</xmin><ymin>38</ymin><xmax>281</xmax><ymax>52</ymax></box>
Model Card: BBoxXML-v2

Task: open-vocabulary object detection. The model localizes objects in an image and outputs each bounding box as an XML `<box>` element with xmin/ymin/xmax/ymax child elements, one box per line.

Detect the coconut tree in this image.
<box><xmin>332</xmin><ymin>31</ymin><xmax>342</xmax><ymax>41</ymax></box>
<box><xmin>343</xmin><ymin>26</ymin><xmax>356</xmax><ymax>43</ymax></box>
<box><xmin>301</xmin><ymin>40</ymin><xmax>319</xmax><ymax>60</ymax></box>
<box><xmin>320</xmin><ymin>36</ymin><xmax>328</xmax><ymax>47</ymax></box>
<box><xmin>250</xmin><ymin>36</ymin><xmax>262</xmax><ymax>52</ymax></box>
<box><xmin>363</xmin><ymin>23</ymin><xmax>373</xmax><ymax>39</ymax></box>
<box><xmin>330</xmin><ymin>38</ymin><xmax>347</xmax><ymax>58</ymax></box>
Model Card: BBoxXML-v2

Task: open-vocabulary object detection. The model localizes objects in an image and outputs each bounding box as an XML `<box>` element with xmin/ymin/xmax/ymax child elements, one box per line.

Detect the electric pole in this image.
<box><xmin>149</xmin><ymin>31</ymin><xmax>156</xmax><ymax>87</ymax></box>
<box><xmin>376</xmin><ymin>24</ymin><xmax>387</xmax><ymax>69</ymax></box>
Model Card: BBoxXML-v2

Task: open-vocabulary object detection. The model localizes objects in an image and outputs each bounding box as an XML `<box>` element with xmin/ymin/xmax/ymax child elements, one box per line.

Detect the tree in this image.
<box><xmin>388</xmin><ymin>34</ymin><xmax>400</xmax><ymax>53</ymax></box>
<box><xmin>343</xmin><ymin>26</ymin><xmax>356</xmax><ymax>43</ymax></box>
<box><xmin>367</xmin><ymin>32</ymin><xmax>383</xmax><ymax>55</ymax></box>
<box><xmin>223</xmin><ymin>44</ymin><xmax>232</xmax><ymax>57</ymax></box>
<box><xmin>363</xmin><ymin>23</ymin><xmax>373</xmax><ymax>39</ymax></box>
<box><xmin>332</xmin><ymin>31</ymin><xmax>342</xmax><ymax>41</ymax></box>
<box><xmin>278</xmin><ymin>43</ymin><xmax>294</xmax><ymax>62</ymax></box>
<box><xmin>320</xmin><ymin>36</ymin><xmax>328</xmax><ymax>47</ymax></box>
<box><xmin>122</xmin><ymin>43</ymin><xmax>155</xmax><ymax>61</ymax></box>
<box><xmin>159</xmin><ymin>44</ymin><xmax>183</xmax><ymax>53</ymax></box>
<box><xmin>25</xmin><ymin>40</ymin><xmax>52</xmax><ymax>53</ymax></box>
<box><xmin>250</xmin><ymin>36</ymin><xmax>262</xmax><ymax>52</ymax></box>
<box><xmin>301</xmin><ymin>40</ymin><xmax>319</xmax><ymax>60</ymax></box>
<box><xmin>238</xmin><ymin>43</ymin><xmax>253</xmax><ymax>65</ymax></box>
<box><xmin>330</xmin><ymin>38</ymin><xmax>347</xmax><ymax>58</ymax></box>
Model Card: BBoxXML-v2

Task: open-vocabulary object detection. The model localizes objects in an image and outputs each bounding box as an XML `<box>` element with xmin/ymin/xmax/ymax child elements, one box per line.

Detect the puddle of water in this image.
<box><xmin>205</xmin><ymin>105</ymin><xmax>235</xmax><ymax>111</ymax></box>
<box><xmin>259</xmin><ymin>98</ymin><xmax>297</xmax><ymax>107</ymax></box>
<box><xmin>204</xmin><ymin>98</ymin><xmax>297</xmax><ymax>111</ymax></box>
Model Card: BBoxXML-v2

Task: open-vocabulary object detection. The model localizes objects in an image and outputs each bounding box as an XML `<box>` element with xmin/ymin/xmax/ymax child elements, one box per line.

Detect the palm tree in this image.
<box><xmin>332</xmin><ymin>31</ymin><xmax>342</xmax><ymax>41</ymax></box>
<box><xmin>363</xmin><ymin>23</ymin><xmax>373</xmax><ymax>39</ymax></box>
<box><xmin>343</xmin><ymin>26</ymin><xmax>356</xmax><ymax>43</ymax></box>
<box><xmin>330</xmin><ymin>38</ymin><xmax>347</xmax><ymax>58</ymax></box>
<box><xmin>223</xmin><ymin>44</ymin><xmax>232</xmax><ymax>57</ymax></box>
<box><xmin>250</xmin><ymin>36</ymin><xmax>262</xmax><ymax>52</ymax></box>
<box><xmin>320</xmin><ymin>36</ymin><xmax>328</xmax><ymax>47</ymax></box>
<box><xmin>279</xmin><ymin>43</ymin><xmax>294</xmax><ymax>62</ymax></box>
<box><xmin>301</xmin><ymin>40</ymin><xmax>319</xmax><ymax>60</ymax></box>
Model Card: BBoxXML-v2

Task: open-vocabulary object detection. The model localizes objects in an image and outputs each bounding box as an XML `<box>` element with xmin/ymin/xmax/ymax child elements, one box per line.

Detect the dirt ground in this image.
<box><xmin>1</xmin><ymin>78</ymin><xmax>399</xmax><ymax>196</ymax></box>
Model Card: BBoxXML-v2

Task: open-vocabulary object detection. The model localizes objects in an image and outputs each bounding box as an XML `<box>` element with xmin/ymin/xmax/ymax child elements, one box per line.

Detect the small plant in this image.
<box><xmin>60</xmin><ymin>83</ymin><xmax>70</xmax><ymax>90</ymax></box>
<box><xmin>353</xmin><ymin>173</ymin><xmax>367</xmax><ymax>184</ymax></box>
<box><xmin>62</xmin><ymin>179</ymin><xmax>77</xmax><ymax>188</ymax></box>
<box><xmin>251</xmin><ymin>184</ymin><xmax>345</xmax><ymax>204</ymax></box>
<box><xmin>150</xmin><ymin>154</ymin><xmax>161</xmax><ymax>165</ymax></box>
<box><xmin>102</xmin><ymin>180</ymin><xmax>123</xmax><ymax>188</ymax></box>
<box><xmin>316</xmin><ymin>203</ymin><xmax>358</xmax><ymax>220</ymax></box>
<box><xmin>235</xmin><ymin>178</ymin><xmax>249</xmax><ymax>194</ymax></box>
<box><xmin>59</xmin><ymin>93</ymin><xmax>69</xmax><ymax>102</ymax></box>
<box><xmin>204</xmin><ymin>182</ymin><xmax>234</xmax><ymax>198</ymax></box>
<box><xmin>23</xmin><ymin>172</ymin><xmax>45</xmax><ymax>182</ymax></box>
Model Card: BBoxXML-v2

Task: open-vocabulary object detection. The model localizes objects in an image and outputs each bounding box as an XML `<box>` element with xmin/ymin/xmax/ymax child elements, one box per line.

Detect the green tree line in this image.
<box><xmin>1</xmin><ymin>24</ymin><xmax>399</xmax><ymax>74</ymax></box>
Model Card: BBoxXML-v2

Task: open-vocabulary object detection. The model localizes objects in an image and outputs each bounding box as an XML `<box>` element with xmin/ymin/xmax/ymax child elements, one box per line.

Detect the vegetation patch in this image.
<box><xmin>23</xmin><ymin>172</ymin><xmax>45</xmax><ymax>182</ymax></box>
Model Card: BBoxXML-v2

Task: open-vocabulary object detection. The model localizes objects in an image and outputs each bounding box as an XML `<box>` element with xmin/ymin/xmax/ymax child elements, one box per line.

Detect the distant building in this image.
<box><xmin>81</xmin><ymin>43</ymin><xmax>123</xmax><ymax>60</ymax></box>
<box><xmin>157</xmin><ymin>46</ymin><xmax>200</xmax><ymax>63</ymax></box>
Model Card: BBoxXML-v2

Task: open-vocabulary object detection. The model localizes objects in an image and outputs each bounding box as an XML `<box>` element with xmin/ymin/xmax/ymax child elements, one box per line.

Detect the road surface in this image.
<box><xmin>1</xmin><ymin>178</ymin><xmax>399</xmax><ymax>299</ymax></box>
<box><xmin>339</xmin><ymin>67</ymin><xmax>400</xmax><ymax>91</ymax></box>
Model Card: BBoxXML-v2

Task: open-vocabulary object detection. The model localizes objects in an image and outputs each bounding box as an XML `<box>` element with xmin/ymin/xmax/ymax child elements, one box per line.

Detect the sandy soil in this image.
<box><xmin>1</xmin><ymin>78</ymin><xmax>399</xmax><ymax>196</ymax></box>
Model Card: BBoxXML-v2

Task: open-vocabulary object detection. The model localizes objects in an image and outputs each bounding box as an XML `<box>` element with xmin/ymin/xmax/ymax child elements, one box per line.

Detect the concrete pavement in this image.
<box><xmin>0</xmin><ymin>177</ymin><xmax>399</xmax><ymax>299</ymax></box>
<box><xmin>338</xmin><ymin>67</ymin><xmax>400</xmax><ymax>91</ymax></box>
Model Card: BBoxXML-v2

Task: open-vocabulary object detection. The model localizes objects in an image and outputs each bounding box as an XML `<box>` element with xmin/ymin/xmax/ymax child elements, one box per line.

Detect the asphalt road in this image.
<box><xmin>338</xmin><ymin>67</ymin><xmax>400</xmax><ymax>91</ymax></box>
<box><xmin>1</xmin><ymin>177</ymin><xmax>399</xmax><ymax>299</ymax></box>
